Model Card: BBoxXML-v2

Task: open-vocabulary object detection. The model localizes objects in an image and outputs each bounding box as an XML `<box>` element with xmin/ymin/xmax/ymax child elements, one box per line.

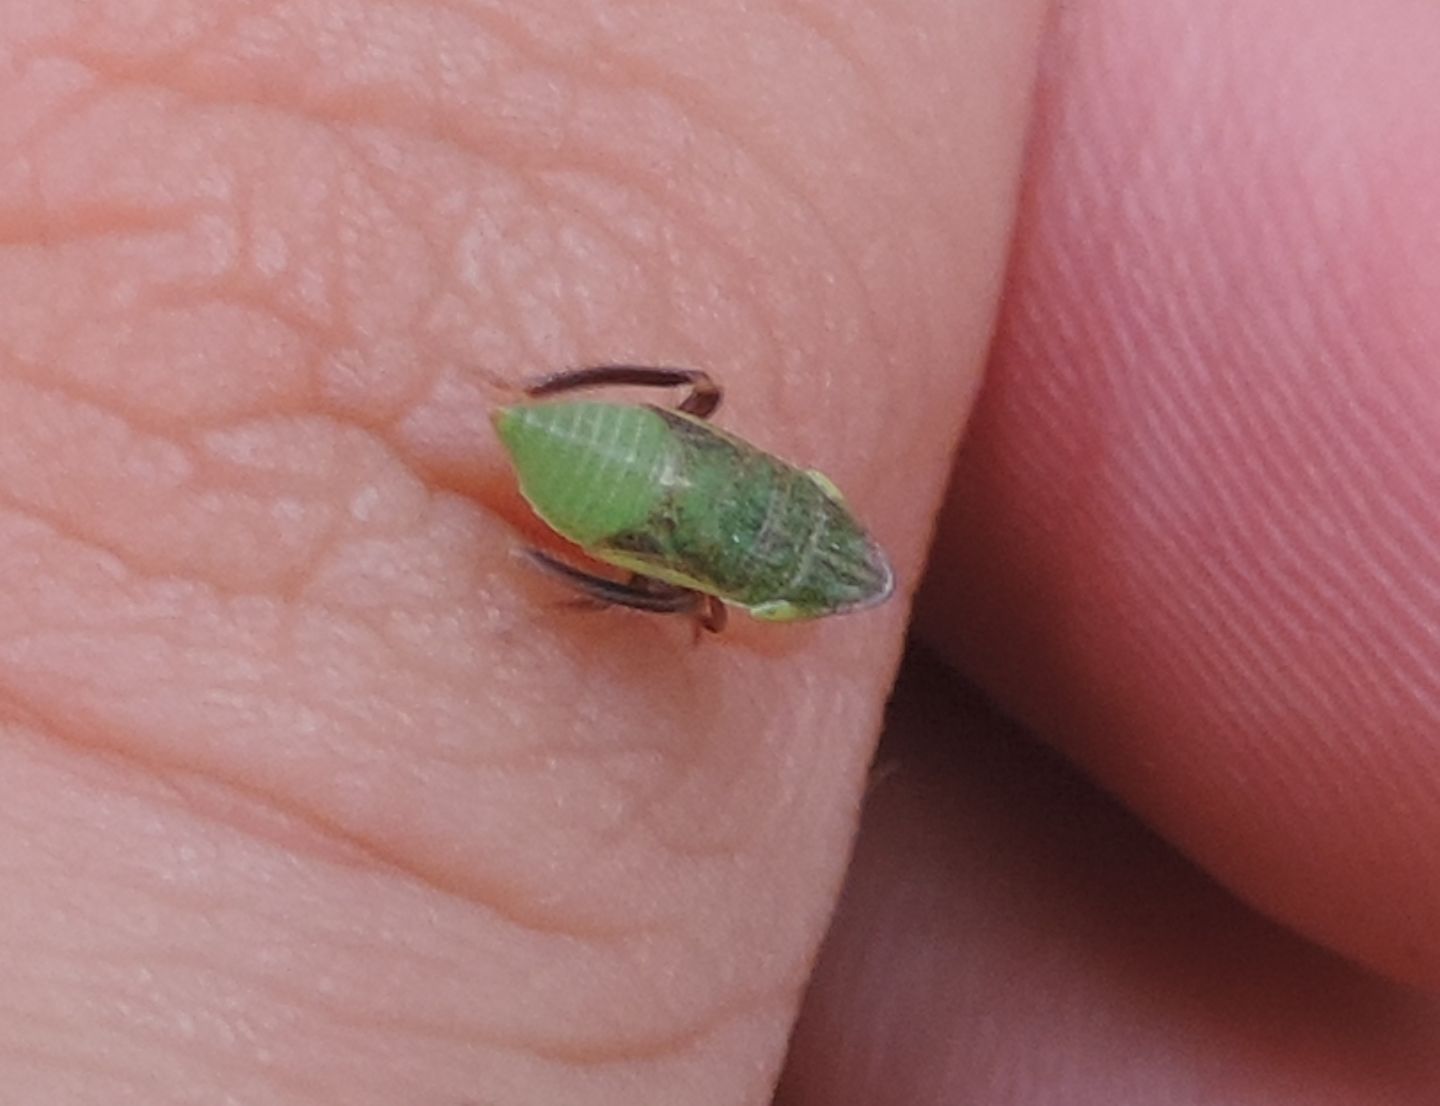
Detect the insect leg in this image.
<box><xmin>522</xmin><ymin>365</ymin><xmax>722</xmax><ymax>420</ymax></box>
<box><xmin>697</xmin><ymin>594</ymin><xmax>728</xmax><ymax>634</ymax></box>
<box><xmin>522</xmin><ymin>548</ymin><xmax>706</xmax><ymax>616</ymax></box>
<box><xmin>626</xmin><ymin>573</ymin><xmax>728</xmax><ymax>638</ymax></box>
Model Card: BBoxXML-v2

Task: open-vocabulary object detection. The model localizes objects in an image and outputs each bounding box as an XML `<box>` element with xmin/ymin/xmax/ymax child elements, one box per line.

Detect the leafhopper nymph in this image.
<box><xmin>493</xmin><ymin>365</ymin><xmax>893</xmax><ymax>633</ymax></box>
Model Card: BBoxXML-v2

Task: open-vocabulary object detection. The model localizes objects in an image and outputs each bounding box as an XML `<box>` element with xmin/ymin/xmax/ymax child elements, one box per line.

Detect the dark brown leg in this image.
<box><xmin>522</xmin><ymin>548</ymin><xmax>706</xmax><ymax>617</ymax></box>
<box><xmin>522</xmin><ymin>364</ymin><xmax>722</xmax><ymax>419</ymax></box>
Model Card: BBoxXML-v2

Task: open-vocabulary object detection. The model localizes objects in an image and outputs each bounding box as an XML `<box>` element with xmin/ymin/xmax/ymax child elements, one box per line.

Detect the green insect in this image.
<box><xmin>492</xmin><ymin>364</ymin><xmax>894</xmax><ymax>633</ymax></box>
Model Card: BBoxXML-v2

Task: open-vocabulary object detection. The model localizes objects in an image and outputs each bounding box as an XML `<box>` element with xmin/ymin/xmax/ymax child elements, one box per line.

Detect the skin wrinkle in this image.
<box><xmin>323</xmin><ymin>97</ymin><xmax>812</xmax><ymax>444</ymax></box>
<box><xmin>775</xmin><ymin>0</ymin><xmax>981</xmax><ymax>268</ymax></box>
<box><xmin>224</xmin><ymin>160</ymin><xmax>334</xmax><ymax>341</ymax></box>
<box><xmin>0</xmin><ymin>725</ymin><xmax>389</xmax><ymax>882</ymax></box>
<box><xmin>521</xmin><ymin>166</ymin><xmax>849</xmax><ymax>419</ymax></box>
<box><xmin>778</xmin><ymin>1</ymin><xmax>905</xmax><ymax>123</ymax></box>
<box><xmin>130</xmin><ymin>288</ymin><xmax>334</xmax><ymax>405</ymax></box>
<box><xmin>0</xmin><ymin>491</ymin><xmax>177</xmax><ymax>586</ymax></box>
<box><xmin>64</xmin><ymin>279</ymin><xmax>331</xmax><ymax>400</ymax></box>
<box><xmin>1104</xmin><ymin>458</ymin><xmax>1389</xmax><ymax>775</ymax></box>
<box><xmin>0</xmin><ymin>671</ymin><xmax>425</xmax><ymax>885</ymax></box>
<box><xmin>327</xmin><ymin>987</ymin><xmax>789</xmax><ymax>1071</ymax></box>
<box><xmin>525</xmin><ymin>173</ymin><xmax>787</xmax><ymax>374</ymax></box>
<box><xmin>60</xmin><ymin>2</ymin><xmax>898</xmax><ymax>418</ymax></box>
<box><xmin>952</xmin><ymin>415</ymin><xmax>1293</xmax><ymax>764</ymax></box>
<box><xmin>327</xmin><ymin>166</ymin><xmax>435</xmax><ymax>347</ymax></box>
<box><xmin>272</xmin><ymin>486</ymin><xmax>372</xmax><ymax>606</ymax></box>
<box><xmin>483</xmin><ymin>172</ymin><xmax>668</xmax><ymax>362</ymax></box>
<box><xmin>1162</xmin><ymin>428</ymin><xmax>1376</xmax><ymax>680</ymax></box>
<box><xmin>0</xmin><ymin>556</ymin><xmax>800</xmax><ymax>945</ymax></box>
<box><xmin>45</xmin><ymin>22</ymin><xmax>661</xmax><ymax>186</ymax></box>
<box><xmin>0</xmin><ymin>438</ymin><xmax>333</xmax><ymax>599</ymax></box>
<box><xmin>520</xmin><ymin>37</ymin><xmax>892</xmax><ymax>366</ymax></box>
<box><xmin>52</xmin><ymin>317</ymin><xmax>318</xmax><ymax>434</ymax></box>
<box><xmin>0</xmin><ymin>546</ymin><xmax>729</xmax><ymax>939</ymax></box>
<box><xmin>322</xmin><ymin>137</ymin><xmax>449</xmax><ymax>323</ymax></box>
<box><xmin>1</xmin><ymin>364</ymin><xmax>314</xmax><ymax>490</ymax></box>
<box><xmin>1003</xmin><ymin>151</ymin><xmax>1440</xmax><ymax>749</ymax></box>
<box><xmin>582</xmin><ymin>739</ymin><xmax>765</xmax><ymax>863</ymax></box>
<box><xmin>5</xmin><ymin>258</ymin><xmax>473</xmax><ymax>620</ymax></box>
<box><xmin>117</xmin><ymin>886</ymin><xmax>797</xmax><ymax>1078</ymax></box>
<box><xmin>1161</xmin><ymin>295</ymin><xmax>1440</xmax><ymax>721</ymax></box>
<box><xmin>1115</xmin><ymin>431</ymin><xmax>1358</xmax><ymax>718</ymax></box>
<box><xmin>42</xmin><ymin>33</ymin><xmax>880</xmax><ymax>481</ymax></box>
<box><xmin>14</xmin><ymin>922</ymin><xmax>765</xmax><ymax>1075</ymax></box>
<box><xmin>193</xmin><ymin>426</ymin><xmax>399</xmax><ymax>504</ymax></box>
<box><xmin>0</xmin><ymin>658</ymin><xmax>650</xmax><ymax>947</ymax></box>
<box><xmin>0</xmin><ymin>205</ymin><xmax>197</xmax><ymax>248</ymax></box>
<box><xmin>0</xmin><ymin>783</ymin><xmax>756</xmax><ymax>1079</ymax></box>
<box><xmin>0</xmin><ymin>514</ymin><xmax>486</xmax><ymax>707</ymax></box>
<box><xmin>314</xmin><ymin>161</ymin><xmax>352</xmax><ymax>343</ymax></box>
<box><xmin>0</xmin><ymin>64</ymin><xmax>103</xmax><ymax>163</ymax></box>
<box><xmin>15</xmin><ymin>80</ymin><xmax>246</xmax><ymax>221</ymax></box>
<box><xmin>526</xmin><ymin>166</ymin><xmax>790</xmax><ymax>368</ymax></box>
<box><xmin>580</xmin><ymin>712</ymin><xmax>840</xmax><ymax>874</ymax></box>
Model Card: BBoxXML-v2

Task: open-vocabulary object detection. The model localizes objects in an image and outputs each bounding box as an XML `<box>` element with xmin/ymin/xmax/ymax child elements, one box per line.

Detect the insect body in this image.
<box><xmin>492</xmin><ymin>365</ymin><xmax>893</xmax><ymax>631</ymax></box>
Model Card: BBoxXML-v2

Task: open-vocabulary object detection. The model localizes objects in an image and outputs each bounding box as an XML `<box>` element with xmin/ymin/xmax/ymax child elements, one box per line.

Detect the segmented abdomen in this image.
<box><xmin>599</xmin><ymin>409</ymin><xmax>890</xmax><ymax>616</ymax></box>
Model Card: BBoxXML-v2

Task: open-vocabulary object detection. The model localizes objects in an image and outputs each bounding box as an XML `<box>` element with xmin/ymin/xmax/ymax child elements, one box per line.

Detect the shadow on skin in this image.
<box><xmin>776</xmin><ymin>647</ymin><xmax>1440</xmax><ymax>1105</ymax></box>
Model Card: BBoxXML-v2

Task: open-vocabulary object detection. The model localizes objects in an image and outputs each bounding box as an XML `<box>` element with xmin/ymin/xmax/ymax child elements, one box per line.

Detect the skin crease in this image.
<box><xmin>0</xmin><ymin>5</ymin><xmax>1437</xmax><ymax>1106</ymax></box>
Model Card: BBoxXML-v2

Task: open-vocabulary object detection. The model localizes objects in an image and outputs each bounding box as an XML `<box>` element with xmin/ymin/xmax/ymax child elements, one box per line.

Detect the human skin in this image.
<box><xmin>784</xmin><ymin>2</ymin><xmax>1440</xmax><ymax>1103</ymax></box>
<box><xmin>0</xmin><ymin>2</ymin><xmax>1438</xmax><ymax>1106</ymax></box>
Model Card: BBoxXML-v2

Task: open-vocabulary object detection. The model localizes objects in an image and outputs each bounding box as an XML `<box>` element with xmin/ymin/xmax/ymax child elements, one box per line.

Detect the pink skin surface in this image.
<box><xmin>924</xmin><ymin>1</ymin><xmax>1440</xmax><ymax>990</ymax></box>
<box><xmin>0</xmin><ymin>1</ymin><xmax>1438</xmax><ymax>1104</ymax></box>
<box><xmin>784</xmin><ymin>2</ymin><xmax>1440</xmax><ymax>1104</ymax></box>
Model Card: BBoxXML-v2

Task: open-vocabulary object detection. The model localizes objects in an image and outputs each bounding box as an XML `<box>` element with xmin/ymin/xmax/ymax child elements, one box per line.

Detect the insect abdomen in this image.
<box><xmin>599</xmin><ymin>410</ymin><xmax>893</xmax><ymax>619</ymax></box>
<box><xmin>491</xmin><ymin>401</ymin><xmax>674</xmax><ymax>547</ymax></box>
